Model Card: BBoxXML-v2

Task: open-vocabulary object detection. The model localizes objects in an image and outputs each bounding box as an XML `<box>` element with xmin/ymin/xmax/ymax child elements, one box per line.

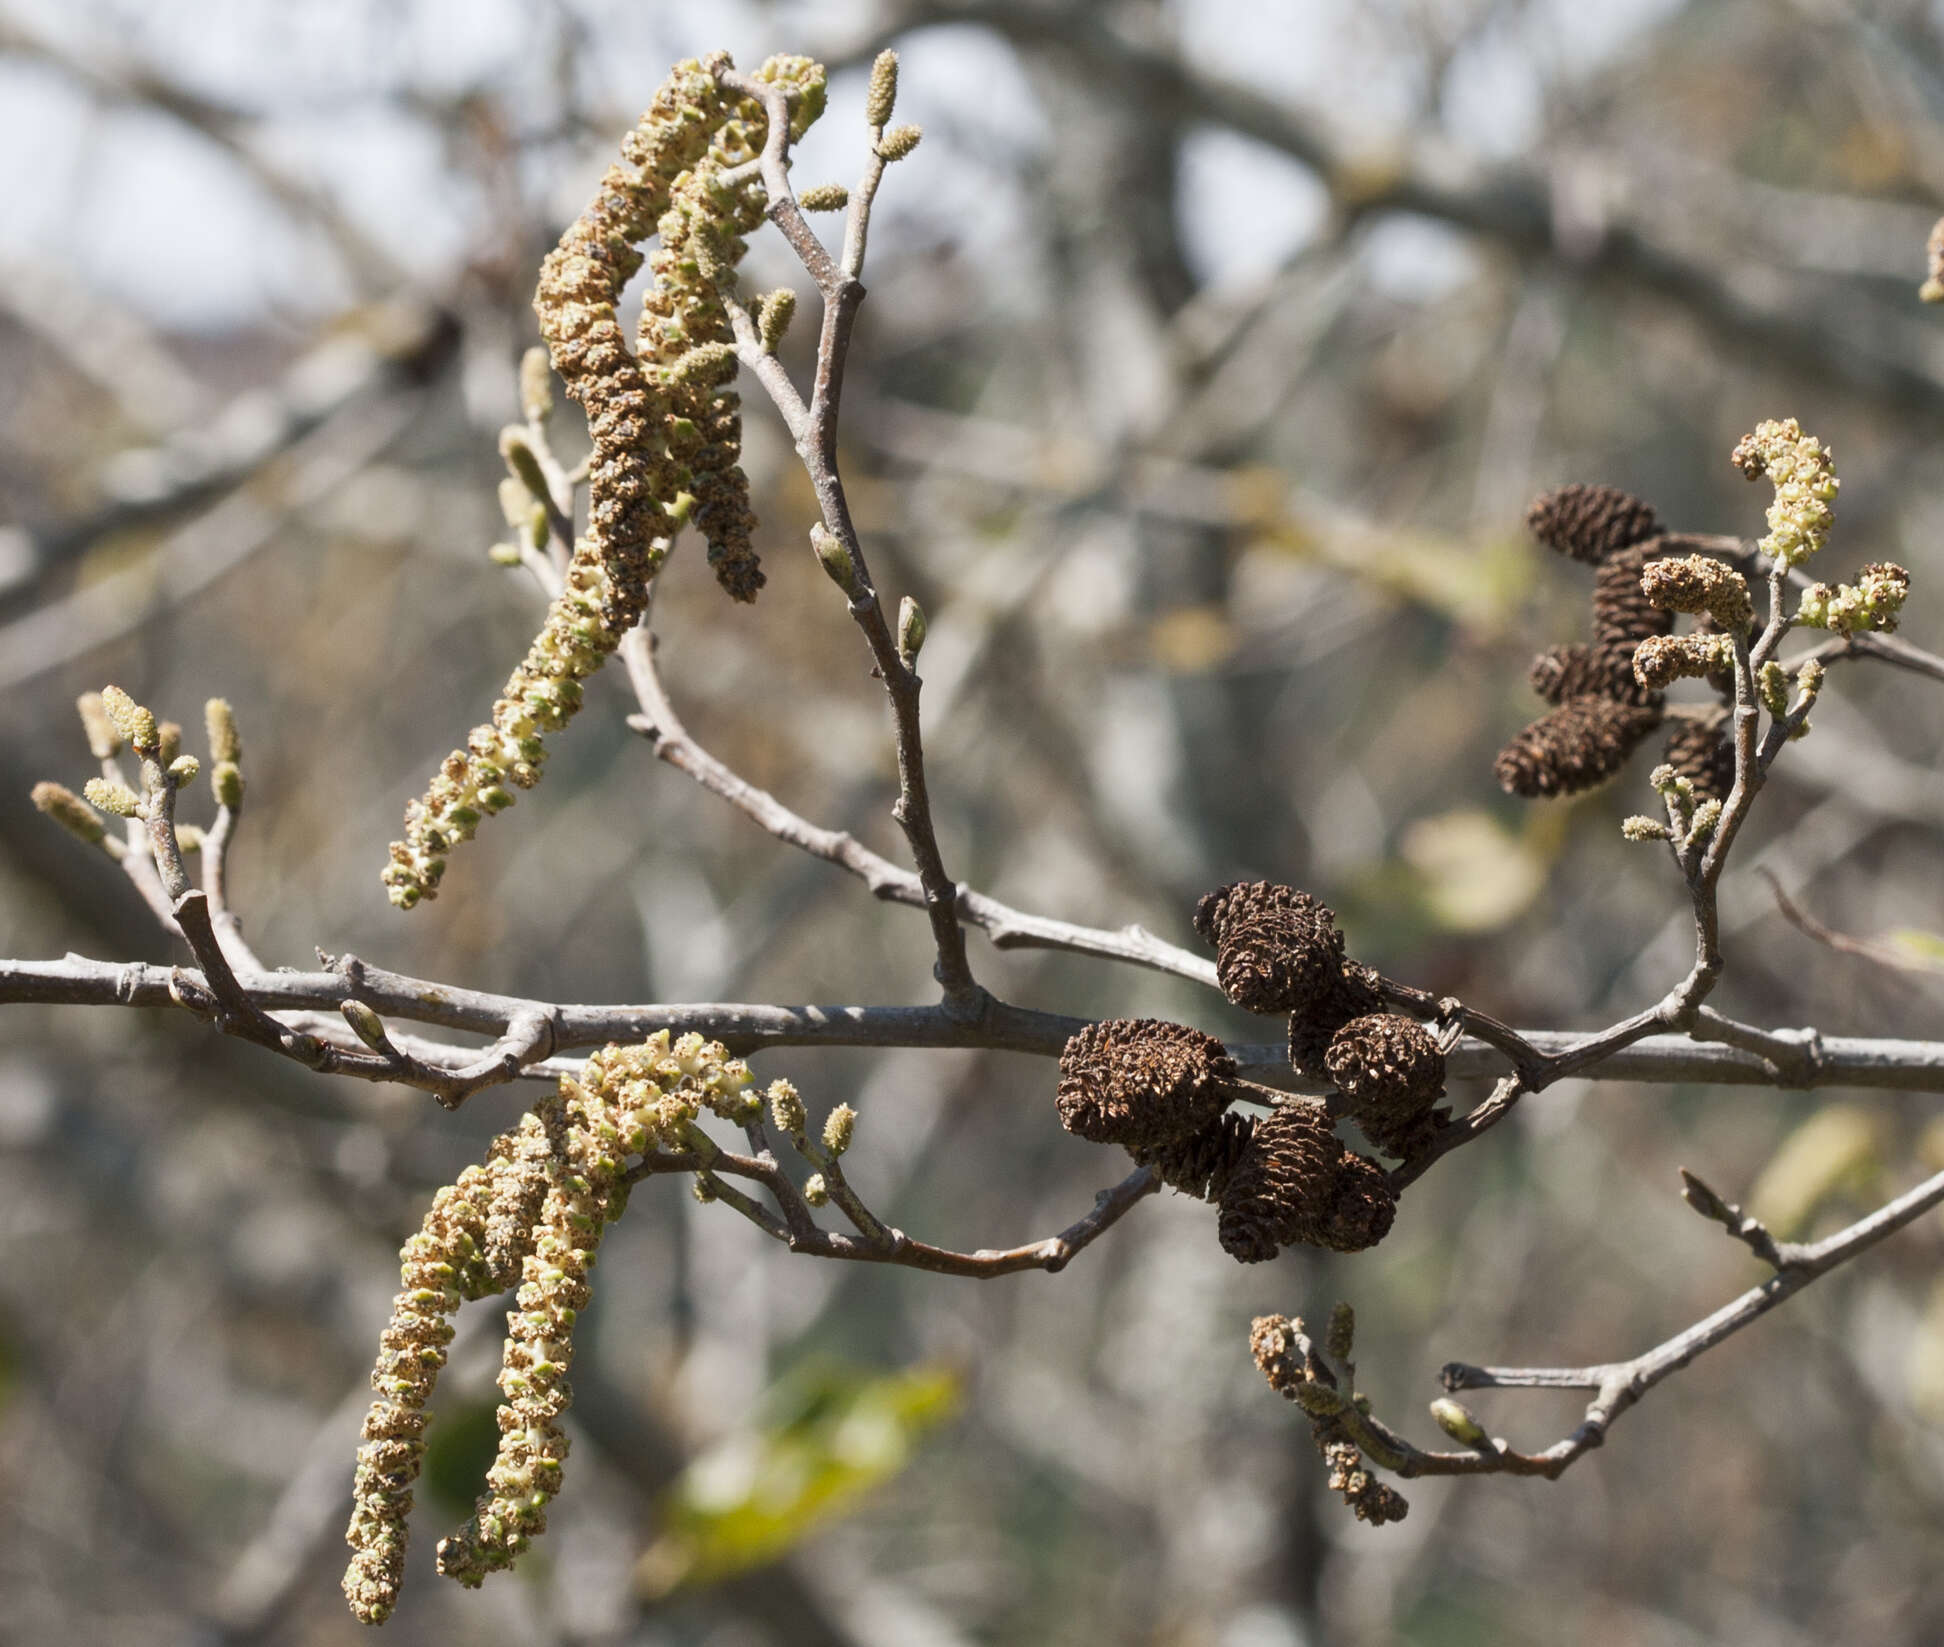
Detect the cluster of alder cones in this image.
<box><xmin>1054</xmin><ymin>883</ymin><xmax>1448</xmax><ymax>1263</ymax></box>
<box><xmin>1495</xmin><ymin>482</ymin><xmax>1736</xmax><ymax>803</ymax></box>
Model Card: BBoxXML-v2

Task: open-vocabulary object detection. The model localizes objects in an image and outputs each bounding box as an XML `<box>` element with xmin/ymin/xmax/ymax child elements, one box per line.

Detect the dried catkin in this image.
<box><xmin>1493</xmin><ymin>695</ymin><xmax>1663</xmax><ymax>798</ymax></box>
<box><xmin>1525</xmin><ymin>483</ymin><xmax>1661</xmax><ymax>564</ymax></box>
<box><xmin>1193</xmin><ymin>881</ymin><xmax>1347</xmax><ymax>1015</ymax></box>
<box><xmin>1054</xmin><ymin>1019</ymin><xmax>1237</xmax><ymax>1150</ymax></box>
<box><xmin>382</xmin><ymin>55</ymin><xmax>828</xmax><ymax>909</ymax></box>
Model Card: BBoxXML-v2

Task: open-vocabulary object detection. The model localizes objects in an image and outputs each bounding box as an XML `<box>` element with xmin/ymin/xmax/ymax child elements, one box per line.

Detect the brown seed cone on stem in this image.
<box><xmin>1527</xmin><ymin>643</ymin><xmax>1644</xmax><ymax>706</ymax></box>
<box><xmin>1193</xmin><ymin>881</ymin><xmax>1346</xmax><ymax>1014</ymax></box>
<box><xmin>1591</xmin><ymin>540</ymin><xmax>1675</xmax><ymax>650</ymax></box>
<box><xmin>1287</xmin><ymin>961</ymin><xmax>1385</xmax><ymax>1081</ymax></box>
<box><xmin>1135</xmin><ymin>1109</ymin><xmax>1256</xmax><ymax>1202</ymax></box>
<box><xmin>1326</xmin><ymin>1014</ymin><xmax>1446</xmax><ymax>1158</ymax></box>
<box><xmin>1526</xmin><ymin>483</ymin><xmax>1661</xmax><ymax>565</ymax></box>
<box><xmin>1493</xmin><ymin>695</ymin><xmax>1664</xmax><ymax>798</ymax></box>
<box><xmin>1055</xmin><ymin>1019</ymin><xmax>1237</xmax><ymax>1150</ymax></box>
<box><xmin>1663</xmin><ymin>716</ymin><xmax>1737</xmax><ymax>804</ymax></box>
<box><xmin>1218</xmin><ymin>1100</ymin><xmax>1397</xmax><ymax>1262</ymax></box>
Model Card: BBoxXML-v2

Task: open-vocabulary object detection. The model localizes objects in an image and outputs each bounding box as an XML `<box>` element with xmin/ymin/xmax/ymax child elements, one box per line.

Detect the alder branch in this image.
<box><xmin>716</xmin><ymin>62</ymin><xmax>976</xmax><ymax>1003</ymax></box>
<box><xmin>1762</xmin><ymin>868</ymin><xmax>1944</xmax><ymax>977</ymax></box>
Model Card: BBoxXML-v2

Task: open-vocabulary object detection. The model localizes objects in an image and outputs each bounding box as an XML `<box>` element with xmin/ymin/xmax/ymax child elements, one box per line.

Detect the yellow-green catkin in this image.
<box><xmin>342</xmin><ymin>1096</ymin><xmax>563</xmax><ymax>1627</ymax></box>
<box><xmin>382</xmin><ymin>54</ymin><xmax>827</xmax><ymax>910</ymax></box>
<box><xmin>1731</xmin><ymin>418</ymin><xmax>1838</xmax><ymax>569</ymax></box>
<box><xmin>437</xmin><ymin>1032</ymin><xmax>756</xmax><ymax>1589</ymax></box>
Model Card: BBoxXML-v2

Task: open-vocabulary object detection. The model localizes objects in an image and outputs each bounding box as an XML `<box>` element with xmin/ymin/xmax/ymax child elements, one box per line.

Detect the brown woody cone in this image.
<box><xmin>1287</xmin><ymin>962</ymin><xmax>1385</xmax><ymax>1080</ymax></box>
<box><xmin>1056</xmin><ymin>1019</ymin><xmax>1236</xmax><ymax>1150</ymax></box>
<box><xmin>1194</xmin><ymin>881</ymin><xmax>1346</xmax><ymax>1014</ymax></box>
<box><xmin>1591</xmin><ymin>540</ymin><xmax>1675</xmax><ymax>649</ymax></box>
<box><xmin>1526</xmin><ymin>483</ymin><xmax>1661</xmax><ymax>565</ymax></box>
<box><xmin>1326</xmin><ymin>1014</ymin><xmax>1446</xmax><ymax>1159</ymax></box>
<box><xmin>1136</xmin><ymin>1109</ymin><xmax>1256</xmax><ymax>1201</ymax></box>
<box><xmin>1663</xmin><ymin>716</ymin><xmax>1737</xmax><ymax>804</ymax></box>
<box><xmin>1527</xmin><ymin>643</ymin><xmax>1641</xmax><ymax>706</ymax></box>
<box><xmin>1493</xmin><ymin>696</ymin><xmax>1663</xmax><ymax>798</ymax></box>
<box><xmin>1218</xmin><ymin>1100</ymin><xmax>1397</xmax><ymax>1261</ymax></box>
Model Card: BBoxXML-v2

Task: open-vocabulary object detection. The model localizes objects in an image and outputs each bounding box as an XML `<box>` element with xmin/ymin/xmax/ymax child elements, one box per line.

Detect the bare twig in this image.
<box><xmin>1763</xmin><ymin>868</ymin><xmax>1944</xmax><ymax>978</ymax></box>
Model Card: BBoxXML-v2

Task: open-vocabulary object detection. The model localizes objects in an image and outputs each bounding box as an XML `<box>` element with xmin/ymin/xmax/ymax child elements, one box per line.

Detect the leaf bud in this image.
<box><xmin>1429</xmin><ymin>1397</ymin><xmax>1489</xmax><ymax>1447</ymax></box>
<box><xmin>812</xmin><ymin>524</ymin><xmax>864</xmax><ymax>598</ymax></box>
<box><xmin>499</xmin><ymin>428</ymin><xmax>554</xmax><ymax>513</ymax></box>
<box><xmin>340</xmin><ymin>998</ymin><xmax>395</xmax><ymax>1053</ymax></box>
<box><xmin>897</xmin><ymin>595</ymin><xmax>927</xmax><ymax>667</ymax></box>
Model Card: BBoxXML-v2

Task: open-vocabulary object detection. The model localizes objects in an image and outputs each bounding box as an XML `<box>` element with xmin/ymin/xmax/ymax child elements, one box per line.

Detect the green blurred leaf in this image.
<box><xmin>636</xmin><ymin>1360</ymin><xmax>961</xmax><ymax>1598</ymax></box>
<box><xmin>1746</xmin><ymin>1105</ymin><xmax>1884</xmax><ymax>1239</ymax></box>
<box><xmin>421</xmin><ymin>1398</ymin><xmax>503</xmax><ymax>1517</ymax></box>
<box><xmin>1886</xmin><ymin>928</ymin><xmax>1944</xmax><ymax>966</ymax></box>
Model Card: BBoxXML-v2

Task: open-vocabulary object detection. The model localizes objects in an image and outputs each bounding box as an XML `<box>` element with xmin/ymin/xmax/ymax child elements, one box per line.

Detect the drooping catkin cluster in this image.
<box><xmin>1199</xmin><ymin>881</ymin><xmax>1449</xmax><ymax>1170</ymax></box>
<box><xmin>382</xmin><ymin>54</ymin><xmax>827</xmax><ymax>910</ymax></box>
<box><xmin>1495</xmin><ymin>485</ymin><xmax>1670</xmax><ymax>798</ymax></box>
<box><xmin>1250</xmin><ymin>1313</ymin><xmax>1409</xmax><ymax>1525</ymax></box>
<box><xmin>344</xmin><ymin>1031</ymin><xmax>759</xmax><ymax>1624</ymax></box>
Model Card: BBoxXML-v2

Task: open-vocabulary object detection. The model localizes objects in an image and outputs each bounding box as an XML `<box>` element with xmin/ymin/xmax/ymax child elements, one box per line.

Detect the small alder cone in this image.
<box><xmin>1287</xmin><ymin>960</ymin><xmax>1385</xmax><ymax>1081</ymax></box>
<box><xmin>1663</xmin><ymin>717</ymin><xmax>1736</xmax><ymax>804</ymax></box>
<box><xmin>1493</xmin><ymin>695</ymin><xmax>1663</xmax><ymax>798</ymax></box>
<box><xmin>1218</xmin><ymin>1099</ymin><xmax>1396</xmax><ymax>1262</ymax></box>
<box><xmin>1591</xmin><ymin>540</ymin><xmax>1675</xmax><ymax>653</ymax></box>
<box><xmin>1194</xmin><ymin>881</ymin><xmax>1345</xmax><ymax>1014</ymax></box>
<box><xmin>1526</xmin><ymin>483</ymin><xmax>1661</xmax><ymax>565</ymax></box>
<box><xmin>1055</xmin><ymin>1019</ymin><xmax>1237</xmax><ymax>1150</ymax></box>
<box><xmin>1527</xmin><ymin>643</ymin><xmax>1639</xmax><ymax>706</ymax></box>
<box><xmin>1135</xmin><ymin>1109</ymin><xmax>1256</xmax><ymax>1201</ymax></box>
<box><xmin>1326</xmin><ymin>1014</ymin><xmax>1447</xmax><ymax>1159</ymax></box>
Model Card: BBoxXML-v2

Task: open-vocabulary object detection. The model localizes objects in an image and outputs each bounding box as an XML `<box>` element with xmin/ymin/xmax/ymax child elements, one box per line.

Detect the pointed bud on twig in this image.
<box><xmin>77</xmin><ymin>691</ymin><xmax>120</xmax><ymax>759</ymax></box>
<box><xmin>204</xmin><ymin>698</ymin><xmax>240</xmax><ymax>765</ymax></box>
<box><xmin>84</xmin><ymin>777</ymin><xmax>141</xmax><ymax>818</ymax></box>
<box><xmin>519</xmin><ymin>346</ymin><xmax>555</xmax><ymax>423</ymax></box>
<box><xmin>865</xmin><ymin>50</ymin><xmax>899</xmax><ymax>129</ymax></box>
<box><xmin>100</xmin><ymin>686</ymin><xmax>157</xmax><ymax>753</ymax></box>
<box><xmin>897</xmin><ymin>595</ymin><xmax>926</xmax><ymax>667</ymax></box>
<box><xmin>1430</xmin><ymin>1397</ymin><xmax>1490</xmax><ymax>1448</ymax></box>
<box><xmin>32</xmin><ymin>781</ymin><xmax>107</xmax><ymax>845</ymax></box>
<box><xmin>499</xmin><ymin>428</ymin><xmax>554</xmax><ymax>513</ymax></box>
<box><xmin>812</xmin><ymin>524</ymin><xmax>864</xmax><ymax>598</ymax></box>
<box><xmin>1679</xmin><ymin>1166</ymin><xmax>1733</xmax><ymax>1224</ymax></box>
<box><xmin>798</xmin><ymin>183</ymin><xmax>850</xmax><ymax>212</ymax></box>
<box><xmin>1325</xmin><ymin>1301</ymin><xmax>1356</xmax><ymax>1364</ymax></box>
<box><xmin>167</xmin><ymin>755</ymin><xmax>200</xmax><ymax>787</ymax></box>
<box><xmin>758</xmin><ymin>288</ymin><xmax>797</xmax><ymax>353</ymax></box>
<box><xmin>822</xmin><ymin>1103</ymin><xmax>856</xmax><ymax>1157</ymax></box>
<box><xmin>340</xmin><ymin>998</ymin><xmax>396</xmax><ymax>1054</ymax></box>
